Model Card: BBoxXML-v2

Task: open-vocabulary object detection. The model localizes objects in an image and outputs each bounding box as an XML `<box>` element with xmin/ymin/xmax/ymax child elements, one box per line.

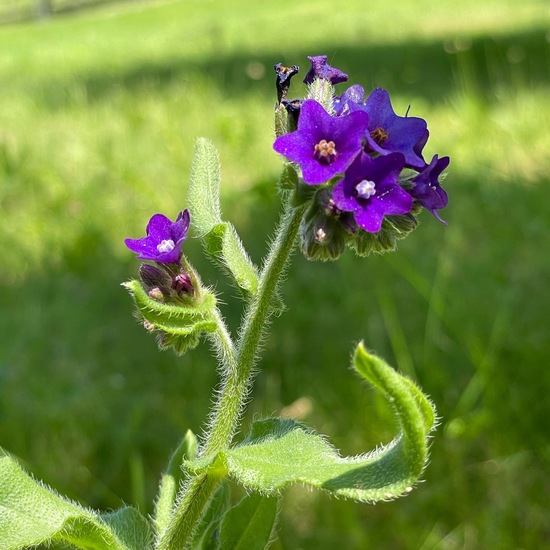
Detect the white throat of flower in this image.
<box><xmin>157</xmin><ymin>239</ymin><xmax>175</xmax><ymax>253</ymax></box>
<box><xmin>356</xmin><ymin>179</ymin><xmax>376</xmax><ymax>199</ymax></box>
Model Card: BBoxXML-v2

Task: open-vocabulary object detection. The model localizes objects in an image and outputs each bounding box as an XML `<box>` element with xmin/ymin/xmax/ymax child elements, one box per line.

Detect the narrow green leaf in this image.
<box><xmin>0</xmin><ymin>454</ymin><xmax>152</xmax><ymax>549</ymax></box>
<box><xmin>203</xmin><ymin>222</ymin><xmax>259</xmax><ymax>297</ymax></box>
<box><xmin>187</xmin><ymin>138</ymin><xmax>259</xmax><ymax>299</ymax></box>
<box><xmin>218</xmin><ymin>493</ymin><xmax>279</xmax><ymax>550</ymax></box>
<box><xmin>188</xmin><ymin>137</ymin><xmax>223</xmax><ymax>235</ymax></box>
<box><xmin>214</xmin><ymin>343</ymin><xmax>436</xmax><ymax>502</ymax></box>
<box><xmin>155</xmin><ymin>430</ymin><xmax>198</xmax><ymax>537</ymax></box>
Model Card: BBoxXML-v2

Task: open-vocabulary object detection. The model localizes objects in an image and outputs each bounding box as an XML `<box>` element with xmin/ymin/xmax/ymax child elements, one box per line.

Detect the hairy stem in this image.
<box><xmin>204</xmin><ymin>201</ymin><xmax>305</xmax><ymax>455</ymax></box>
<box><xmin>157</xmin><ymin>200</ymin><xmax>306</xmax><ymax>549</ymax></box>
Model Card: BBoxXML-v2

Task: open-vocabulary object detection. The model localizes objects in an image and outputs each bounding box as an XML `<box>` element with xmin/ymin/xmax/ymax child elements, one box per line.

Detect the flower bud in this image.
<box><xmin>148</xmin><ymin>287</ymin><xmax>164</xmax><ymax>301</ymax></box>
<box><xmin>140</xmin><ymin>264</ymin><xmax>172</xmax><ymax>293</ymax></box>
<box><xmin>299</xmin><ymin>188</ymin><xmax>355</xmax><ymax>261</ymax></box>
<box><xmin>172</xmin><ymin>272</ymin><xmax>194</xmax><ymax>297</ymax></box>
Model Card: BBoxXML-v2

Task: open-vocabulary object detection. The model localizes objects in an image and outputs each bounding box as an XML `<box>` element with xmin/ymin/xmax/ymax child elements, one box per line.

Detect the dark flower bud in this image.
<box><xmin>172</xmin><ymin>272</ymin><xmax>194</xmax><ymax>297</ymax></box>
<box><xmin>281</xmin><ymin>98</ymin><xmax>302</xmax><ymax>132</ymax></box>
<box><xmin>140</xmin><ymin>264</ymin><xmax>172</xmax><ymax>293</ymax></box>
<box><xmin>299</xmin><ymin>188</ymin><xmax>356</xmax><ymax>261</ymax></box>
<box><xmin>148</xmin><ymin>287</ymin><xmax>164</xmax><ymax>301</ymax></box>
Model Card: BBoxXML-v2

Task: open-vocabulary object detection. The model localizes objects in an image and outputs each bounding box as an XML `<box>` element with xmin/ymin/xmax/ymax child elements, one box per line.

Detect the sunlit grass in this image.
<box><xmin>1</xmin><ymin>0</ymin><xmax>549</xmax><ymax>548</ymax></box>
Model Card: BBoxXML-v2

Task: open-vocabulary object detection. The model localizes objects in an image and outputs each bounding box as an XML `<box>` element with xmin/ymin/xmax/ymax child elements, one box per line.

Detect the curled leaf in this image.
<box><xmin>123</xmin><ymin>279</ymin><xmax>217</xmax><ymax>354</ymax></box>
<box><xmin>201</xmin><ymin>343</ymin><xmax>435</xmax><ymax>502</ymax></box>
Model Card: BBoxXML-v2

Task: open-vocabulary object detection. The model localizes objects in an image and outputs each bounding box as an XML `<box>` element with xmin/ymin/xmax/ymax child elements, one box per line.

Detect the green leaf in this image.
<box><xmin>0</xmin><ymin>454</ymin><xmax>152</xmax><ymax>550</ymax></box>
<box><xmin>188</xmin><ymin>137</ymin><xmax>223</xmax><ymax>236</ymax></box>
<box><xmin>218</xmin><ymin>493</ymin><xmax>279</xmax><ymax>550</ymax></box>
<box><xmin>100</xmin><ymin>508</ymin><xmax>154</xmax><ymax>550</ymax></box>
<box><xmin>212</xmin><ymin>343</ymin><xmax>436</xmax><ymax>502</ymax></box>
<box><xmin>187</xmin><ymin>138</ymin><xmax>259</xmax><ymax>299</ymax></box>
<box><xmin>203</xmin><ymin>222</ymin><xmax>259</xmax><ymax>298</ymax></box>
<box><xmin>155</xmin><ymin>430</ymin><xmax>198</xmax><ymax>537</ymax></box>
<box><xmin>123</xmin><ymin>280</ymin><xmax>217</xmax><ymax>355</ymax></box>
<box><xmin>191</xmin><ymin>482</ymin><xmax>230</xmax><ymax>550</ymax></box>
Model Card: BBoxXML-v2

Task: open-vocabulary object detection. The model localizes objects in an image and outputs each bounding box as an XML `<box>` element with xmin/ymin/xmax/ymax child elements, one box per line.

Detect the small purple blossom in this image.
<box><xmin>333</xmin><ymin>84</ymin><xmax>365</xmax><ymax>116</ymax></box>
<box><xmin>273</xmin><ymin>99</ymin><xmax>369</xmax><ymax>185</ymax></box>
<box><xmin>352</xmin><ymin>88</ymin><xmax>428</xmax><ymax>169</ymax></box>
<box><xmin>303</xmin><ymin>55</ymin><xmax>348</xmax><ymax>85</ymax></box>
<box><xmin>125</xmin><ymin>210</ymin><xmax>190</xmax><ymax>264</ymax></box>
<box><xmin>332</xmin><ymin>153</ymin><xmax>412</xmax><ymax>233</ymax></box>
<box><xmin>411</xmin><ymin>155</ymin><xmax>450</xmax><ymax>222</ymax></box>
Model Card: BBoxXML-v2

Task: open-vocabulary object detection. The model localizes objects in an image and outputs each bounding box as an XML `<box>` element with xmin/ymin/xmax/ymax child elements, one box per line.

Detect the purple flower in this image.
<box><xmin>333</xmin><ymin>84</ymin><xmax>365</xmax><ymax>116</ymax></box>
<box><xmin>273</xmin><ymin>99</ymin><xmax>369</xmax><ymax>185</ymax></box>
<box><xmin>125</xmin><ymin>210</ymin><xmax>190</xmax><ymax>264</ymax></box>
<box><xmin>410</xmin><ymin>155</ymin><xmax>450</xmax><ymax>222</ymax></box>
<box><xmin>303</xmin><ymin>55</ymin><xmax>348</xmax><ymax>85</ymax></box>
<box><xmin>332</xmin><ymin>153</ymin><xmax>413</xmax><ymax>233</ymax></box>
<box><xmin>352</xmin><ymin>88</ymin><xmax>428</xmax><ymax>169</ymax></box>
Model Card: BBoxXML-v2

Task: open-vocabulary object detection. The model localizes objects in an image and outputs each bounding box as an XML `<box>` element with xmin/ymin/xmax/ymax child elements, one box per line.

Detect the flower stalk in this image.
<box><xmin>157</xmin><ymin>200</ymin><xmax>307</xmax><ymax>548</ymax></box>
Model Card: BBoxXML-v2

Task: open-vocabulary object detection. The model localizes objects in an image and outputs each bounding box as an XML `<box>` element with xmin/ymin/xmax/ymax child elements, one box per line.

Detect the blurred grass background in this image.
<box><xmin>1</xmin><ymin>0</ymin><xmax>549</xmax><ymax>548</ymax></box>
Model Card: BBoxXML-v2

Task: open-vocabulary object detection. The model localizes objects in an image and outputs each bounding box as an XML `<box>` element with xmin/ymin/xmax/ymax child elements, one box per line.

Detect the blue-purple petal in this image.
<box><xmin>411</xmin><ymin>155</ymin><xmax>450</xmax><ymax>222</ymax></box>
<box><xmin>332</xmin><ymin>153</ymin><xmax>412</xmax><ymax>233</ymax></box>
<box><xmin>125</xmin><ymin>210</ymin><xmax>190</xmax><ymax>264</ymax></box>
<box><xmin>273</xmin><ymin>99</ymin><xmax>369</xmax><ymax>185</ymax></box>
<box><xmin>363</xmin><ymin>88</ymin><xmax>428</xmax><ymax>168</ymax></box>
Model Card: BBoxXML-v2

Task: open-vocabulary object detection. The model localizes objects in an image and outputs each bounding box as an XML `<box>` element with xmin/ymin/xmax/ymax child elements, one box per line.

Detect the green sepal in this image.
<box><xmin>155</xmin><ymin>430</ymin><xmax>198</xmax><ymax>537</ymax></box>
<box><xmin>122</xmin><ymin>279</ymin><xmax>217</xmax><ymax>355</ymax></box>
<box><xmin>217</xmin><ymin>493</ymin><xmax>279</xmax><ymax>550</ymax></box>
<box><xmin>348</xmin><ymin>214</ymin><xmax>419</xmax><ymax>257</ymax></box>
<box><xmin>0</xmin><ymin>453</ymin><xmax>153</xmax><ymax>550</ymax></box>
<box><xmin>205</xmin><ymin>343</ymin><xmax>435</xmax><ymax>502</ymax></box>
<box><xmin>278</xmin><ymin>163</ymin><xmax>299</xmax><ymax>192</ymax></box>
<box><xmin>188</xmin><ymin>137</ymin><xmax>259</xmax><ymax>300</ymax></box>
<box><xmin>306</xmin><ymin>77</ymin><xmax>335</xmax><ymax>115</ymax></box>
<box><xmin>274</xmin><ymin>103</ymin><xmax>289</xmax><ymax>138</ymax></box>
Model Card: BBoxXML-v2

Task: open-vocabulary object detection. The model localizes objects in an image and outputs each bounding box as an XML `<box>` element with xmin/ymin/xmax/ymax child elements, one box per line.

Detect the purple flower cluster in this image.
<box><xmin>273</xmin><ymin>56</ymin><xmax>449</xmax><ymax>257</ymax></box>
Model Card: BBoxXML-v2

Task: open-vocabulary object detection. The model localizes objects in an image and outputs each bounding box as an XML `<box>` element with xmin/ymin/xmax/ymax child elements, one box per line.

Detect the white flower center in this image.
<box><xmin>356</xmin><ymin>179</ymin><xmax>376</xmax><ymax>199</ymax></box>
<box><xmin>157</xmin><ymin>239</ymin><xmax>175</xmax><ymax>253</ymax></box>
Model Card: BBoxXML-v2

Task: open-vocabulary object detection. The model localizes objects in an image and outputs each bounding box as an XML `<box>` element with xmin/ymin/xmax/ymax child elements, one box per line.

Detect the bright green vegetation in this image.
<box><xmin>1</xmin><ymin>0</ymin><xmax>549</xmax><ymax>548</ymax></box>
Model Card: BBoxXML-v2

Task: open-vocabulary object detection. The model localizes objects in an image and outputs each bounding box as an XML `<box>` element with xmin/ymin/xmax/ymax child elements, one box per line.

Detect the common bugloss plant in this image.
<box><xmin>0</xmin><ymin>56</ymin><xmax>449</xmax><ymax>549</ymax></box>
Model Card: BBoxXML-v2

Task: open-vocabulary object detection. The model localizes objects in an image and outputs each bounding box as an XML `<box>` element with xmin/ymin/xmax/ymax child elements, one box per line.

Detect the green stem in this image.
<box><xmin>205</xmin><ymin>201</ymin><xmax>305</xmax><ymax>455</ymax></box>
<box><xmin>157</xmin><ymin>201</ymin><xmax>306</xmax><ymax>549</ymax></box>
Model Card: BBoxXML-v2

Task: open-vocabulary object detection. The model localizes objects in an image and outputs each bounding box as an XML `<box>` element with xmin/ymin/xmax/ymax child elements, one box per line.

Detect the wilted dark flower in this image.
<box><xmin>303</xmin><ymin>55</ymin><xmax>348</xmax><ymax>85</ymax></box>
<box><xmin>275</xmin><ymin>63</ymin><xmax>299</xmax><ymax>103</ymax></box>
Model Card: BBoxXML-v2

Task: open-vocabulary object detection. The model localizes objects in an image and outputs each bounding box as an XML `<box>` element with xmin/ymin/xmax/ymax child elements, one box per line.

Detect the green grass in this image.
<box><xmin>1</xmin><ymin>0</ymin><xmax>549</xmax><ymax>548</ymax></box>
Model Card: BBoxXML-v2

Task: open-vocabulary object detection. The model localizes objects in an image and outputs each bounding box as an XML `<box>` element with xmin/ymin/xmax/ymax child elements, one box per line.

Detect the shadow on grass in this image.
<box><xmin>1</xmin><ymin>173</ymin><xmax>550</xmax><ymax>546</ymax></box>
<box><xmin>35</xmin><ymin>24</ymin><xmax>550</xmax><ymax>110</ymax></box>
